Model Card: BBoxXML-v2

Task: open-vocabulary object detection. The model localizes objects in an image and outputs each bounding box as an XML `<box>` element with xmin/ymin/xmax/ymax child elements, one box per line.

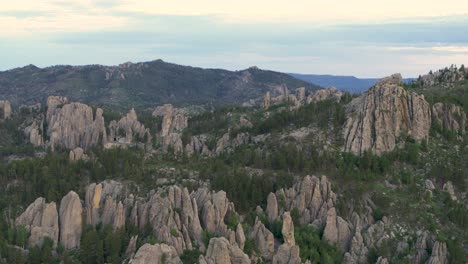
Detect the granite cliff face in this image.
<box><xmin>153</xmin><ymin>104</ymin><xmax>188</xmax><ymax>153</ymax></box>
<box><xmin>46</xmin><ymin>96</ymin><xmax>107</xmax><ymax>151</ymax></box>
<box><xmin>343</xmin><ymin>74</ymin><xmax>432</xmax><ymax>155</ymax></box>
<box><xmin>15</xmin><ymin>198</ymin><xmax>59</xmax><ymax>248</ymax></box>
<box><xmin>432</xmin><ymin>102</ymin><xmax>466</xmax><ymax>135</ymax></box>
<box><xmin>262</xmin><ymin>86</ymin><xmax>343</xmax><ymax>110</ymax></box>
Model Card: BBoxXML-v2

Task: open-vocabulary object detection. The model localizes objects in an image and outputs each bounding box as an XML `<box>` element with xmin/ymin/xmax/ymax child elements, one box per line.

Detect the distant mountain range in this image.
<box><xmin>0</xmin><ymin>60</ymin><xmax>321</xmax><ymax>109</ymax></box>
<box><xmin>289</xmin><ymin>73</ymin><xmax>416</xmax><ymax>93</ymax></box>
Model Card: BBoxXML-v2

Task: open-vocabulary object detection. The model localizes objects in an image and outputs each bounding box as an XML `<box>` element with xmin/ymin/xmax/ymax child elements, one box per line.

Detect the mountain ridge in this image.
<box><xmin>0</xmin><ymin>59</ymin><xmax>321</xmax><ymax>109</ymax></box>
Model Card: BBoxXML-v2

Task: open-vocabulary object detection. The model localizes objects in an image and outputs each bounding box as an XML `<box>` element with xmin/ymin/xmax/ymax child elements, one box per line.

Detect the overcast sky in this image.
<box><xmin>1</xmin><ymin>0</ymin><xmax>468</xmax><ymax>77</ymax></box>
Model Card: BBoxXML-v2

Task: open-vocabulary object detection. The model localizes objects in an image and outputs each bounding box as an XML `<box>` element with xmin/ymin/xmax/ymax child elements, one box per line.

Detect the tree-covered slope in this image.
<box><xmin>0</xmin><ymin>60</ymin><xmax>320</xmax><ymax>109</ymax></box>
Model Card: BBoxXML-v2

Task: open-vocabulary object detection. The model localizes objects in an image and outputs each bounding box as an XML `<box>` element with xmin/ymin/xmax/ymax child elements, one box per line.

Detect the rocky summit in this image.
<box><xmin>343</xmin><ymin>74</ymin><xmax>432</xmax><ymax>155</ymax></box>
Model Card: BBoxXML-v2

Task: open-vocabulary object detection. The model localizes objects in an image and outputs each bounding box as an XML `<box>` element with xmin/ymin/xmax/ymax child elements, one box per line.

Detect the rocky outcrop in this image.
<box><xmin>443</xmin><ymin>181</ymin><xmax>457</xmax><ymax>201</ymax></box>
<box><xmin>59</xmin><ymin>191</ymin><xmax>83</xmax><ymax>249</ymax></box>
<box><xmin>130</xmin><ymin>243</ymin><xmax>182</xmax><ymax>264</ymax></box>
<box><xmin>343</xmin><ymin>74</ymin><xmax>431</xmax><ymax>155</ymax></box>
<box><xmin>323</xmin><ymin>207</ymin><xmax>352</xmax><ymax>252</ymax></box>
<box><xmin>250</xmin><ymin>217</ymin><xmax>275</xmax><ymax>260</ymax></box>
<box><xmin>24</xmin><ymin>120</ymin><xmax>44</xmax><ymax>147</ymax></box>
<box><xmin>427</xmin><ymin>241</ymin><xmax>448</xmax><ymax>264</ymax></box>
<box><xmin>185</xmin><ymin>135</ymin><xmax>211</xmax><ymax>156</ymax></box>
<box><xmin>0</xmin><ymin>100</ymin><xmax>12</xmax><ymax>119</ymax></box>
<box><xmin>266</xmin><ymin>192</ymin><xmax>278</xmax><ymax>222</ymax></box>
<box><xmin>153</xmin><ymin>104</ymin><xmax>188</xmax><ymax>153</ymax></box>
<box><xmin>46</xmin><ymin>96</ymin><xmax>107</xmax><ymax>151</ymax></box>
<box><xmin>307</xmin><ymin>87</ymin><xmax>343</xmax><ymax>103</ymax></box>
<box><xmin>432</xmin><ymin>102</ymin><xmax>466</xmax><ymax>135</ymax></box>
<box><xmin>15</xmin><ymin>198</ymin><xmax>59</xmax><ymax>248</ymax></box>
<box><xmin>153</xmin><ymin>104</ymin><xmax>188</xmax><ymax>137</ymax></box>
<box><xmin>125</xmin><ymin>235</ymin><xmax>138</xmax><ymax>258</ymax></box>
<box><xmin>69</xmin><ymin>147</ymin><xmax>88</xmax><ymax>161</ymax></box>
<box><xmin>269</xmin><ymin>175</ymin><xmax>336</xmax><ymax>228</ymax></box>
<box><xmin>108</xmin><ymin>108</ymin><xmax>152</xmax><ymax>144</ymax></box>
<box><xmin>262</xmin><ymin>92</ymin><xmax>271</xmax><ymax>109</ymax></box>
<box><xmin>215</xmin><ymin>132</ymin><xmax>250</xmax><ymax>154</ymax></box>
<box><xmin>199</xmin><ymin>237</ymin><xmax>250</xmax><ymax>264</ymax></box>
<box><xmin>418</xmin><ymin>65</ymin><xmax>466</xmax><ymax>88</ymax></box>
<box><xmin>272</xmin><ymin>212</ymin><xmax>301</xmax><ymax>264</ymax></box>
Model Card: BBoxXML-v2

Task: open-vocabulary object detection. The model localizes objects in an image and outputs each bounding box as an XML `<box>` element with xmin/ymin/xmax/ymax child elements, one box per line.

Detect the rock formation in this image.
<box><xmin>153</xmin><ymin>104</ymin><xmax>188</xmax><ymax>153</ymax></box>
<box><xmin>0</xmin><ymin>100</ymin><xmax>12</xmax><ymax>119</ymax></box>
<box><xmin>323</xmin><ymin>207</ymin><xmax>352</xmax><ymax>252</ymax></box>
<box><xmin>432</xmin><ymin>102</ymin><xmax>466</xmax><ymax>135</ymax></box>
<box><xmin>199</xmin><ymin>237</ymin><xmax>250</xmax><ymax>264</ymax></box>
<box><xmin>266</xmin><ymin>192</ymin><xmax>278</xmax><ymax>222</ymax></box>
<box><xmin>268</xmin><ymin>175</ymin><xmax>336</xmax><ymax>227</ymax></box>
<box><xmin>46</xmin><ymin>96</ymin><xmax>107</xmax><ymax>151</ymax></box>
<box><xmin>307</xmin><ymin>87</ymin><xmax>343</xmax><ymax>103</ymax></box>
<box><xmin>250</xmin><ymin>217</ymin><xmax>275</xmax><ymax>260</ymax></box>
<box><xmin>343</xmin><ymin>74</ymin><xmax>431</xmax><ymax>155</ymax></box>
<box><xmin>59</xmin><ymin>191</ymin><xmax>83</xmax><ymax>249</ymax></box>
<box><xmin>130</xmin><ymin>243</ymin><xmax>182</xmax><ymax>264</ymax></box>
<box><xmin>272</xmin><ymin>212</ymin><xmax>301</xmax><ymax>264</ymax></box>
<box><xmin>427</xmin><ymin>241</ymin><xmax>448</xmax><ymax>264</ymax></box>
<box><xmin>108</xmin><ymin>108</ymin><xmax>152</xmax><ymax>144</ymax></box>
<box><xmin>24</xmin><ymin>120</ymin><xmax>44</xmax><ymax>147</ymax></box>
<box><xmin>15</xmin><ymin>198</ymin><xmax>59</xmax><ymax>248</ymax></box>
<box><xmin>69</xmin><ymin>147</ymin><xmax>89</xmax><ymax>161</ymax></box>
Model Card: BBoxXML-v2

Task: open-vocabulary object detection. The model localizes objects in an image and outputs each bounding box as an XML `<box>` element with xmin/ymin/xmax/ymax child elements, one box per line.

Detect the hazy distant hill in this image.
<box><xmin>0</xmin><ymin>60</ymin><xmax>320</xmax><ymax>109</ymax></box>
<box><xmin>289</xmin><ymin>73</ymin><xmax>415</xmax><ymax>93</ymax></box>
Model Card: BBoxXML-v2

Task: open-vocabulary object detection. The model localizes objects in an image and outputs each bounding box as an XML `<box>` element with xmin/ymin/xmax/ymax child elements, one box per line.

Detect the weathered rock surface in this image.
<box><xmin>130</xmin><ymin>243</ymin><xmax>182</xmax><ymax>264</ymax></box>
<box><xmin>427</xmin><ymin>241</ymin><xmax>448</xmax><ymax>264</ymax></box>
<box><xmin>46</xmin><ymin>96</ymin><xmax>107</xmax><ymax>150</ymax></box>
<box><xmin>125</xmin><ymin>235</ymin><xmax>138</xmax><ymax>258</ymax></box>
<box><xmin>266</xmin><ymin>192</ymin><xmax>278</xmax><ymax>222</ymax></box>
<box><xmin>250</xmin><ymin>217</ymin><xmax>275</xmax><ymax>260</ymax></box>
<box><xmin>59</xmin><ymin>191</ymin><xmax>82</xmax><ymax>249</ymax></box>
<box><xmin>15</xmin><ymin>198</ymin><xmax>59</xmax><ymax>247</ymax></box>
<box><xmin>153</xmin><ymin>104</ymin><xmax>188</xmax><ymax>153</ymax></box>
<box><xmin>442</xmin><ymin>181</ymin><xmax>457</xmax><ymax>201</ymax></box>
<box><xmin>343</xmin><ymin>74</ymin><xmax>431</xmax><ymax>155</ymax></box>
<box><xmin>199</xmin><ymin>237</ymin><xmax>250</xmax><ymax>264</ymax></box>
<box><xmin>215</xmin><ymin>132</ymin><xmax>250</xmax><ymax>154</ymax></box>
<box><xmin>323</xmin><ymin>207</ymin><xmax>352</xmax><ymax>252</ymax></box>
<box><xmin>270</xmin><ymin>175</ymin><xmax>336</xmax><ymax>228</ymax></box>
<box><xmin>432</xmin><ymin>102</ymin><xmax>466</xmax><ymax>134</ymax></box>
<box><xmin>0</xmin><ymin>100</ymin><xmax>12</xmax><ymax>119</ymax></box>
<box><xmin>272</xmin><ymin>212</ymin><xmax>301</xmax><ymax>264</ymax></box>
<box><xmin>69</xmin><ymin>147</ymin><xmax>88</xmax><ymax>161</ymax></box>
<box><xmin>108</xmin><ymin>108</ymin><xmax>152</xmax><ymax>144</ymax></box>
<box><xmin>307</xmin><ymin>87</ymin><xmax>343</xmax><ymax>103</ymax></box>
<box><xmin>24</xmin><ymin>120</ymin><xmax>44</xmax><ymax>146</ymax></box>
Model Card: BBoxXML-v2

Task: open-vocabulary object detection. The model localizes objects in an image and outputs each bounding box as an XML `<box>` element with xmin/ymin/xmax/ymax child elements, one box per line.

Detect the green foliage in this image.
<box><xmin>295</xmin><ymin>225</ymin><xmax>342</xmax><ymax>263</ymax></box>
<box><xmin>180</xmin><ymin>248</ymin><xmax>203</xmax><ymax>264</ymax></box>
<box><xmin>170</xmin><ymin>228</ymin><xmax>179</xmax><ymax>237</ymax></box>
<box><xmin>227</xmin><ymin>214</ymin><xmax>240</xmax><ymax>231</ymax></box>
<box><xmin>202</xmin><ymin>231</ymin><xmax>215</xmax><ymax>247</ymax></box>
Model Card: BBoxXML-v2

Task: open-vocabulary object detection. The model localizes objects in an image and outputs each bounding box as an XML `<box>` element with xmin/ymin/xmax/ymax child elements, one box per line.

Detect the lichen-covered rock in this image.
<box><xmin>323</xmin><ymin>207</ymin><xmax>352</xmax><ymax>252</ymax></box>
<box><xmin>199</xmin><ymin>237</ymin><xmax>250</xmax><ymax>264</ymax></box>
<box><xmin>59</xmin><ymin>191</ymin><xmax>82</xmax><ymax>249</ymax></box>
<box><xmin>15</xmin><ymin>198</ymin><xmax>59</xmax><ymax>248</ymax></box>
<box><xmin>432</xmin><ymin>102</ymin><xmax>466</xmax><ymax>135</ymax></box>
<box><xmin>343</xmin><ymin>74</ymin><xmax>431</xmax><ymax>155</ymax></box>
<box><xmin>0</xmin><ymin>100</ymin><xmax>12</xmax><ymax>119</ymax></box>
<box><xmin>130</xmin><ymin>243</ymin><xmax>181</xmax><ymax>264</ymax></box>
<box><xmin>46</xmin><ymin>97</ymin><xmax>107</xmax><ymax>151</ymax></box>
